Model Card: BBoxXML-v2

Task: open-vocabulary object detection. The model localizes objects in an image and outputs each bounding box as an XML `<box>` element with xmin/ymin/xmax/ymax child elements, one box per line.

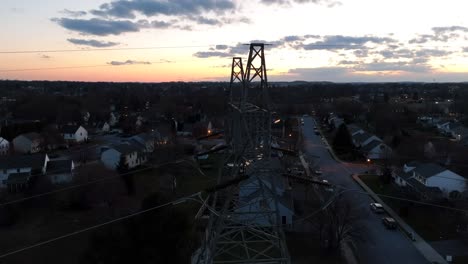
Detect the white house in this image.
<box><xmin>99</xmin><ymin>122</ymin><xmax>110</xmax><ymax>133</ymax></box>
<box><xmin>13</xmin><ymin>132</ymin><xmax>43</xmax><ymax>154</ymax></box>
<box><xmin>101</xmin><ymin>143</ymin><xmax>147</xmax><ymax>170</ymax></box>
<box><xmin>361</xmin><ymin>140</ymin><xmax>392</xmax><ymax>160</ymax></box>
<box><xmin>0</xmin><ymin>154</ymin><xmax>49</xmax><ymax>189</ymax></box>
<box><xmin>0</xmin><ymin>137</ymin><xmax>9</xmax><ymax>155</ymax></box>
<box><xmin>46</xmin><ymin>159</ymin><xmax>74</xmax><ymax>184</ymax></box>
<box><xmin>394</xmin><ymin>162</ymin><xmax>467</xmax><ymax>199</ymax></box>
<box><xmin>61</xmin><ymin>125</ymin><xmax>88</xmax><ymax>143</ymax></box>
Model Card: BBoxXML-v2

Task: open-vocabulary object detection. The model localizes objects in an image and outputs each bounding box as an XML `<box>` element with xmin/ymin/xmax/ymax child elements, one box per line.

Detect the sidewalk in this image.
<box><xmin>353</xmin><ymin>174</ymin><xmax>448</xmax><ymax>264</ymax></box>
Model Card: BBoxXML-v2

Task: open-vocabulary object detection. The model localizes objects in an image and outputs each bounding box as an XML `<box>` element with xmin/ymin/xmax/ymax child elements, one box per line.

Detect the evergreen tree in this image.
<box><xmin>333</xmin><ymin>124</ymin><xmax>354</xmax><ymax>154</ymax></box>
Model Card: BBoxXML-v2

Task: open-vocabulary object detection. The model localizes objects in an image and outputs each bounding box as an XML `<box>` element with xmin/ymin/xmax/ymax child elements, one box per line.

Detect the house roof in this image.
<box><xmin>131</xmin><ymin>133</ymin><xmax>155</xmax><ymax>142</ymax></box>
<box><xmin>361</xmin><ymin>140</ymin><xmax>385</xmax><ymax>152</ymax></box>
<box><xmin>347</xmin><ymin>124</ymin><xmax>363</xmax><ymax>134</ymax></box>
<box><xmin>6</xmin><ymin>172</ymin><xmax>31</xmax><ymax>185</ymax></box>
<box><xmin>394</xmin><ymin>168</ymin><xmax>413</xmax><ymax>181</ymax></box>
<box><xmin>406</xmin><ymin>178</ymin><xmax>443</xmax><ymax>196</ymax></box>
<box><xmin>353</xmin><ymin>132</ymin><xmax>378</xmax><ymax>145</ymax></box>
<box><xmin>0</xmin><ymin>137</ymin><xmax>8</xmax><ymax>145</ymax></box>
<box><xmin>112</xmin><ymin>143</ymin><xmax>142</xmax><ymax>155</ymax></box>
<box><xmin>60</xmin><ymin>125</ymin><xmax>81</xmax><ymax>134</ymax></box>
<box><xmin>435</xmin><ymin>120</ymin><xmax>450</xmax><ymax>126</ymax></box>
<box><xmin>452</xmin><ymin>126</ymin><xmax>468</xmax><ymax>136</ymax></box>
<box><xmin>412</xmin><ymin>163</ymin><xmax>447</xmax><ymax>179</ymax></box>
<box><xmin>449</xmin><ymin>122</ymin><xmax>462</xmax><ymax>130</ymax></box>
<box><xmin>47</xmin><ymin>159</ymin><xmax>73</xmax><ymax>174</ymax></box>
<box><xmin>0</xmin><ymin>154</ymin><xmax>47</xmax><ymax>170</ymax></box>
<box><xmin>18</xmin><ymin>132</ymin><xmax>42</xmax><ymax>141</ymax></box>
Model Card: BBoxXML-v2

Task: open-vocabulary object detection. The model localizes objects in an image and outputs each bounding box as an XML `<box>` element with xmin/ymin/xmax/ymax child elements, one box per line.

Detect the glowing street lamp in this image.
<box><xmin>274</xmin><ymin>119</ymin><xmax>281</xmax><ymax>124</ymax></box>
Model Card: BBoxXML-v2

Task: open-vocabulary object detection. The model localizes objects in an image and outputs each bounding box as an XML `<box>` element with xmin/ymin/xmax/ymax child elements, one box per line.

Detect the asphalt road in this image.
<box><xmin>301</xmin><ymin>116</ymin><xmax>429</xmax><ymax>264</ymax></box>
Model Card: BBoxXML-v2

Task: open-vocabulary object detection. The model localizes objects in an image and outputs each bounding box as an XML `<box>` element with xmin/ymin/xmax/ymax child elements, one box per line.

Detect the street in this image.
<box><xmin>301</xmin><ymin>116</ymin><xmax>429</xmax><ymax>264</ymax></box>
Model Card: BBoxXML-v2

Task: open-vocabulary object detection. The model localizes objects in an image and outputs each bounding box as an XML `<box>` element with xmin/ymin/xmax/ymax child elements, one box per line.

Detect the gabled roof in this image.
<box><xmin>413</xmin><ymin>163</ymin><xmax>447</xmax><ymax>179</ymax></box>
<box><xmin>112</xmin><ymin>143</ymin><xmax>142</xmax><ymax>155</ymax></box>
<box><xmin>353</xmin><ymin>132</ymin><xmax>378</xmax><ymax>144</ymax></box>
<box><xmin>347</xmin><ymin>124</ymin><xmax>363</xmax><ymax>134</ymax></box>
<box><xmin>47</xmin><ymin>159</ymin><xmax>73</xmax><ymax>174</ymax></box>
<box><xmin>6</xmin><ymin>172</ymin><xmax>31</xmax><ymax>185</ymax></box>
<box><xmin>449</xmin><ymin>122</ymin><xmax>462</xmax><ymax>130</ymax></box>
<box><xmin>406</xmin><ymin>178</ymin><xmax>443</xmax><ymax>196</ymax></box>
<box><xmin>17</xmin><ymin>132</ymin><xmax>42</xmax><ymax>141</ymax></box>
<box><xmin>60</xmin><ymin>125</ymin><xmax>82</xmax><ymax>134</ymax></box>
<box><xmin>0</xmin><ymin>154</ymin><xmax>47</xmax><ymax>170</ymax></box>
<box><xmin>361</xmin><ymin>140</ymin><xmax>385</xmax><ymax>152</ymax></box>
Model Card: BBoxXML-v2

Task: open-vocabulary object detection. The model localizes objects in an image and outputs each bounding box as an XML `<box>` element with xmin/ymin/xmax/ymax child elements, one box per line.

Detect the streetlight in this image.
<box><xmin>274</xmin><ymin>119</ymin><xmax>281</xmax><ymax>124</ymax></box>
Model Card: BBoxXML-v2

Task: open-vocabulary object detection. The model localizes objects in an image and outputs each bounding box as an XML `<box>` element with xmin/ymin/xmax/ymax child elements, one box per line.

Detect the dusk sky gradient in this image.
<box><xmin>2</xmin><ymin>0</ymin><xmax>468</xmax><ymax>82</ymax></box>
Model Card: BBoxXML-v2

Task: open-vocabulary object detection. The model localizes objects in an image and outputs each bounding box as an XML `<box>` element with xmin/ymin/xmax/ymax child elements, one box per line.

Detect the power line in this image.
<box><xmin>0</xmin><ymin>192</ymin><xmax>199</xmax><ymax>259</ymax></box>
<box><xmin>0</xmin><ymin>158</ymin><xmax>201</xmax><ymax>207</ymax></box>
<box><xmin>0</xmin><ymin>59</ymin><xmax>203</xmax><ymax>73</ymax></box>
<box><xmin>0</xmin><ymin>45</ymin><xmax>213</xmax><ymax>54</ymax></box>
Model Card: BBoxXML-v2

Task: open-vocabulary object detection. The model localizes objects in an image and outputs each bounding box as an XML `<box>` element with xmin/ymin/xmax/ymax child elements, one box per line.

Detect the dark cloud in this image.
<box><xmin>138</xmin><ymin>19</ymin><xmax>172</xmax><ymax>29</ymax></box>
<box><xmin>409</xmin><ymin>26</ymin><xmax>468</xmax><ymax>44</ymax></box>
<box><xmin>91</xmin><ymin>0</ymin><xmax>235</xmax><ymax>19</ymax></box>
<box><xmin>54</xmin><ymin>18</ymin><xmax>139</xmax><ymax>36</ymax></box>
<box><xmin>108</xmin><ymin>60</ymin><xmax>151</xmax><ymax>66</ymax></box>
<box><xmin>299</xmin><ymin>35</ymin><xmax>397</xmax><ymax>50</ymax></box>
<box><xmin>194</xmin><ymin>51</ymin><xmax>234</xmax><ymax>58</ymax></box>
<box><xmin>67</xmin><ymin>38</ymin><xmax>120</xmax><ymax>47</ymax></box>
<box><xmin>215</xmin><ymin>45</ymin><xmax>229</xmax><ymax>50</ymax></box>
<box><xmin>260</xmin><ymin>0</ymin><xmax>341</xmax><ymax>7</ymax></box>
<box><xmin>61</xmin><ymin>9</ymin><xmax>87</xmax><ymax>17</ymax></box>
<box><xmin>355</xmin><ymin>61</ymin><xmax>431</xmax><ymax>73</ymax></box>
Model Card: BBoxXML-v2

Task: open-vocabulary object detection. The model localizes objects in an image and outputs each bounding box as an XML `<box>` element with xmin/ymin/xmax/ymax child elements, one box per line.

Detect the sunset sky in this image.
<box><xmin>2</xmin><ymin>0</ymin><xmax>468</xmax><ymax>82</ymax></box>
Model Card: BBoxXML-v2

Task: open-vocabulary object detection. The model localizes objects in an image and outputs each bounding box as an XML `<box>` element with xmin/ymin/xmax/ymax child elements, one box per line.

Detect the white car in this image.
<box><xmin>314</xmin><ymin>170</ymin><xmax>323</xmax><ymax>175</ymax></box>
<box><xmin>370</xmin><ymin>203</ymin><xmax>385</xmax><ymax>213</ymax></box>
<box><xmin>321</xmin><ymin>179</ymin><xmax>334</xmax><ymax>192</ymax></box>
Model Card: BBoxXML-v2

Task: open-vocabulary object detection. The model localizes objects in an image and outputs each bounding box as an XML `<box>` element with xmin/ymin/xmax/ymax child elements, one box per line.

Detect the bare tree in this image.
<box><xmin>316</xmin><ymin>195</ymin><xmax>362</xmax><ymax>251</ymax></box>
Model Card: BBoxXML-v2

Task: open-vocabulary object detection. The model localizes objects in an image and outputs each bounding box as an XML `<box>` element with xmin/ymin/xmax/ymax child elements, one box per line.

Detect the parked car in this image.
<box><xmin>321</xmin><ymin>179</ymin><xmax>334</xmax><ymax>192</ymax></box>
<box><xmin>314</xmin><ymin>169</ymin><xmax>323</xmax><ymax>175</ymax></box>
<box><xmin>370</xmin><ymin>203</ymin><xmax>385</xmax><ymax>213</ymax></box>
<box><xmin>382</xmin><ymin>217</ymin><xmax>397</xmax><ymax>229</ymax></box>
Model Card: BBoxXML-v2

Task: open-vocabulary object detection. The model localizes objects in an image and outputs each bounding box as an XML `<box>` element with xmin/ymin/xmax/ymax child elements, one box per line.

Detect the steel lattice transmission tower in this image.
<box><xmin>193</xmin><ymin>43</ymin><xmax>290</xmax><ymax>264</ymax></box>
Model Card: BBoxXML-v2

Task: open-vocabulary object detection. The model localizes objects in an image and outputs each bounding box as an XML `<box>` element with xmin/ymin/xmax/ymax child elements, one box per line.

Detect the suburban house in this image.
<box><xmin>347</xmin><ymin>124</ymin><xmax>365</xmax><ymax>137</ymax></box>
<box><xmin>328</xmin><ymin>116</ymin><xmax>344</xmax><ymax>129</ymax></box>
<box><xmin>13</xmin><ymin>132</ymin><xmax>43</xmax><ymax>154</ymax></box>
<box><xmin>101</xmin><ymin>143</ymin><xmax>147</xmax><ymax>170</ymax></box>
<box><xmin>60</xmin><ymin>125</ymin><xmax>88</xmax><ymax>143</ymax></box>
<box><xmin>361</xmin><ymin>140</ymin><xmax>392</xmax><ymax>160</ymax></box>
<box><xmin>235</xmin><ymin>159</ymin><xmax>294</xmax><ymax>227</ymax></box>
<box><xmin>128</xmin><ymin>132</ymin><xmax>159</xmax><ymax>153</ymax></box>
<box><xmin>435</xmin><ymin>120</ymin><xmax>452</xmax><ymax>134</ymax></box>
<box><xmin>0</xmin><ymin>154</ymin><xmax>49</xmax><ymax>191</ymax></box>
<box><xmin>393</xmin><ymin>162</ymin><xmax>467</xmax><ymax>199</ymax></box>
<box><xmin>0</xmin><ymin>137</ymin><xmax>9</xmax><ymax>155</ymax></box>
<box><xmin>352</xmin><ymin>132</ymin><xmax>382</xmax><ymax>148</ymax></box>
<box><xmin>46</xmin><ymin>159</ymin><xmax>74</xmax><ymax>184</ymax></box>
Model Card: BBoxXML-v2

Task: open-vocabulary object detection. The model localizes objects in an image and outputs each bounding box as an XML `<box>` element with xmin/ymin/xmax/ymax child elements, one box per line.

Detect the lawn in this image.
<box><xmin>360</xmin><ymin>174</ymin><xmax>463</xmax><ymax>242</ymax></box>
